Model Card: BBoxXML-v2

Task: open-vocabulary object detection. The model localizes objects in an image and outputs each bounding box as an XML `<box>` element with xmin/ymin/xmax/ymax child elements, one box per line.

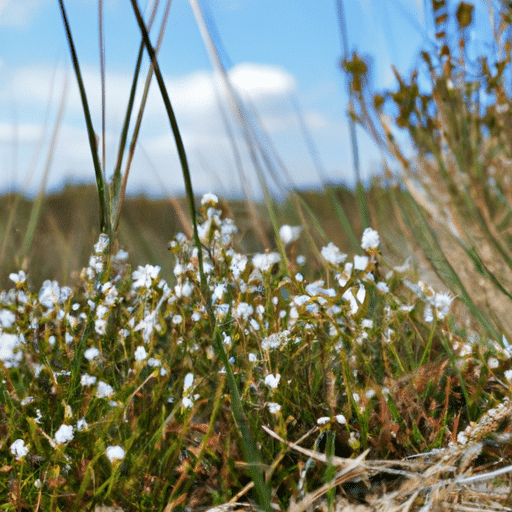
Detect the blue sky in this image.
<box><xmin>0</xmin><ymin>0</ymin><xmax>496</xmax><ymax>198</ymax></box>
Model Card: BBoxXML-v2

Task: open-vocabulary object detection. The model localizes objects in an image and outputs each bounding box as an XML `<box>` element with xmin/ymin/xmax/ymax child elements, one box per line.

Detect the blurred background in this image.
<box><xmin>0</xmin><ymin>0</ymin><xmax>483</xmax><ymax>197</ymax></box>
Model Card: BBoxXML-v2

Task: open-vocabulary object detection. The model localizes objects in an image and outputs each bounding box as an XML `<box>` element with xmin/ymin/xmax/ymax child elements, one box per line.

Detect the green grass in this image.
<box><xmin>2</xmin><ymin>0</ymin><xmax>512</xmax><ymax>510</ymax></box>
<box><xmin>2</xmin><ymin>194</ymin><xmax>512</xmax><ymax>510</ymax></box>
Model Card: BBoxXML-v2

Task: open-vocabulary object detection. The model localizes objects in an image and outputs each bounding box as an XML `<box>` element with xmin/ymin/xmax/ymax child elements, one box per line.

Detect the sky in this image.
<box><xmin>0</xmin><ymin>0</ymin><xmax>499</xmax><ymax>199</ymax></box>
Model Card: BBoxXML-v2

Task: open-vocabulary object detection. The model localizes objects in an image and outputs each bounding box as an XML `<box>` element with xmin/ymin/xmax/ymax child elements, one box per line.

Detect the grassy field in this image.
<box><xmin>2</xmin><ymin>0</ymin><xmax>512</xmax><ymax>510</ymax></box>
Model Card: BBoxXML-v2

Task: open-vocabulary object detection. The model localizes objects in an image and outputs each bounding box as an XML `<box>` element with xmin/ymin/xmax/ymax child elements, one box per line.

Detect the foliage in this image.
<box><xmin>1</xmin><ymin>196</ymin><xmax>512</xmax><ymax>510</ymax></box>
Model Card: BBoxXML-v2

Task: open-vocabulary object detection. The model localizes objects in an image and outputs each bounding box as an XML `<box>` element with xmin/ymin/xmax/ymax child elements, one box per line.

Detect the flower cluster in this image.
<box><xmin>1</xmin><ymin>194</ymin><xmax>511</xmax><ymax>507</ymax></box>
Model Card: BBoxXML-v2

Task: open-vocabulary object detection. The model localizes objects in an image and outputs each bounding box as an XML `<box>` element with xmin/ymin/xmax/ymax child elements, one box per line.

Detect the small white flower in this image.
<box><xmin>376</xmin><ymin>282</ymin><xmax>389</xmax><ymax>293</ymax></box>
<box><xmin>84</xmin><ymin>347</ymin><xmax>100</xmax><ymax>361</ymax></box>
<box><xmin>433</xmin><ymin>292</ymin><xmax>454</xmax><ymax>319</ymax></box>
<box><xmin>356</xmin><ymin>284</ymin><xmax>366</xmax><ymax>303</ymax></box>
<box><xmin>267</xmin><ymin>402</ymin><xmax>281</xmax><ymax>414</ymax></box>
<box><xmin>96</xmin><ymin>381</ymin><xmax>114</xmax><ymax>398</ymax></box>
<box><xmin>253</xmin><ymin>252</ymin><xmax>280</xmax><ymax>272</ymax></box>
<box><xmin>213</xmin><ymin>284</ymin><xmax>226</xmax><ymax>302</ymax></box>
<box><xmin>354</xmin><ymin>255</ymin><xmax>369</xmax><ymax>271</ymax></box>
<box><xmin>234</xmin><ymin>302</ymin><xmax>254</xmax><ymax>320</ymax></box>
<box><xmin>487</xmin><ymin>357</ymin><xmax>499</xmax><ymax>369</ymax></box>
<box><xmin>457</xmin><ymin>431</ymin><xmax>468</xmax><ymax>445</ymax></box>
<box><xmin>183</xmin><ymin>397</ymin><xmax>194</xmax><ymax>408</ymax></box>
<box><xmin>76</xmin><ymin>418</ymin><xmax>88</xmax><ymax>431</ymax></box>
<box><xmin>106</xmin><ymin>445</ymin><xmax>125</xmax><ymax>463</ymax></box>
<box><xmin>264</xmin><ymin>374</ymin><xmax>281</xmax><ymax>389</ymax></box>
<box><xmin>336</xmin><ymin>414</ymin><xmax>346</xmax><ymax>425</ymax></box>
<box><xmin>38</xmin><ymin>280</ymin><xmax>61</xmax><ymax>308</ymax></box>
<box><xmin>10</xmin><ymin>439</ymin><xmax>28</xmax><ymax>459</ymax></box>
<box><xmin>248</xmin><ymin>353</ymin><xmax>258</xmax><ymax>362</ymax></box>
<box><xmin>134</xmin><ymin>346</ymin><xmax>147</xmax><ymax>361</ymax></box>
<box><xmin>321</xmin><ymin>242</ymin><xmax>347</xmax><ymax>265</ymax></box>
<box><xmin>296</xmin><ymin>255</ymin><xmax>306</xmax><ymax>265</ymax></box>
<box><xmin>361</xmin><ymin>227</ymin><xmax>380</xmax><ymax>251</ymax></box>
<box><xmin>279</xmin><ymin>225</ymin><xmax>302</xmax><ymax>245</ymax></box>
<box><xmin>132</xmin><ymin>265</ymin><xmax>161</xmax><ymax>289</ymax></box>
<box><xmin>343</xmin><ymin>289</ymin><xmax>359</xmax><ymax>315</ymax></box>
<box><xmin>9</xmin><ymin>270</ymin><xmax>26</xmax><ymax>284</ymax></box>
<box><xmin>80</xmin><ymin>374</ymin><xmax>97</xmax><ymax>386</ymax></box>
<box><xmin>94</xmin><ymin>234</ymin><xmax>109</xmax><ymax>254</ymax></box>
<box><xmin>250</xmin><ymin>318</ymin><xmax>260</xmax><ymax>331</ymax></box>
<box><xmin>230</xmin><ymin>253</ymin><xmax>247</xmax><ymax>279</ymax></box>
<box><xmin>317</xmin><ymin>416</ymin><xmax>330</xmax><ymax>425</ymax></box>
<box><xmin>54</xmin><ymin>424</ymin><xmax>74</xmax><ymax>444</ymax></box>
<box><xmin>115</xmin><ymin>249</ymin><xmax>129</xmax><ymax>261</ymax></box>
<box><xmin>0</xmin><ymin>333</ymin><xmax>24</xmax><ymax>368</ymax></box>
<box><xmin>184</xmin><ymin>373</ymin><xmax>194</xmax><ymax>392</ymax></box>
<box><xmin>362</xmin><ymin>319</ymin><xmax>373</xmax><ymax>329</ymax></box>
<box><xmin>201</xmin><ymin>192</ymin><xmax>219</xmax><ymax>205</ymax></box>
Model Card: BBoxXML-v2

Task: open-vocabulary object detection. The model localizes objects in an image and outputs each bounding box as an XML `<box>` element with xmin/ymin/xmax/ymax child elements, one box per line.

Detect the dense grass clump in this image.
<box><xmin>2</xmin><ymin>193</ymin><xmax>511</xmax><ymax>511</ymax></box>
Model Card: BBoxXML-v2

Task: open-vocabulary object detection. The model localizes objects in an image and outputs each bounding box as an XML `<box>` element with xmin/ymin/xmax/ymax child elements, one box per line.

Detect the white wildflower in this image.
<box><xmin>424</xmin><ymin>305</ymin><xmax>434</xmax><ymax>323</ymax></box>
<box><xmin>96</xmin><ymin>381</ymin><xmax>114</xmax><ymax>398</ymax></box>
<box><xmin>361</xmin><ymin>227</ymin><xmax>380</xmax><ymax>251</ymax></box>
<box><xmin>234</xmin><ymin>302</ymin><xmax>254</xmax><ymax>320</ymax></box>
<box><xmin>253</xmin><ymin>252</ymin><xmax>280</xmax><ymax>272</ymax></box>
<box><xmin>317</xmin><ymin>416</ymin><xmax>330</xmax><ymax>425</ymax></box>
<box><xmin>267</xmin><ymin>402</ymin><xmax>281</xmax><ymax>414</ymax></box>
<box><xmin>362</xmin><ymin>319</ymin><xmax>373</xmax><ymax>329</ymax></box>
<box><xmin>94</xmin><ymin>234</ymin><xmax>109</xmax><ymax>254</ymax></box>
<box><xmin>10</xmin><ymin>439</ymin><xmax>29</xmax><ymax>459</ymax></box>
<box><xmin>354</xmin><ymin>255</ymin><xmax>369</xmax><ymax>271</ymax></box>
<box><xmin>39</xmin><ymin>280</ymin><xmax>65</xmax><ymax>308</ymax></box>
<box><xmin>321</xmin><ymin>242</ymin><xmax>347</xmax><ymax>265</ymax></box>
<box><xmin>184</xmin><ymin>373</ymin><xmax>194</xmax><ymax>392</ymax></box>
<box><xmin>433</xmin><ymin>292</ymin><xmax>454</xmax><ymax>319</ymax></box>
<box><xmin>279</xmin><ymin>225</ymin><xmax>302</xmax><ymax>245</ymax></box>
<box><xmin>54</xmin><ymin>424</ymin><xmax>74</xmax><ymax>444</ymax></box>
<box><xmin>134</xmin><ymin>346</ymin><xmax>148</xmax><ymax>361</ymax></box>
<box><xmin>183</xmin><ymin>397</ymin><xmax>194</xmax><ymax>408</ymax></box>
<box><xmin>132</xmin><ymin>265</ymin><xmax>161</xmax><ymax>289</ymax></box>
<box><xmin>84</xmin><ymin>347</ymin><xmax>100</xmax><ymax>361</ymax></box>
<box><xmin>487</xmin><ymin>357</ymin><xmax>499</xmax><ymax>369</ymax></box>
<box><xmin>106</xmin><ymin>445</ymin><xmax>125</xmax><ymax>463</ymax></box>
<box><xmin>201</xmin><ymin>192</ymin><xmax>219</xmax><ymax>205</ymax></box>
<box><xmin>9</xmin><ymin>270</ymin><xmax>26</xmax><ymax>284</ymax></box>
<box><xmin>336</xmin><ymin>414</ymin><xmax>346</xmax><ymax>425</ymax></box>
<box><xmin>81</xmin><ymin>374</ymin><xmax>97</xmax><ymax>386</ymax></box>
<box><xmin>376</xmin><ymin>282</ymin><xmax>389</xmax><ymax>293</ymax></box>
<box><xmin>230</xmin><ymin>253</ymin><xmax>247</xmax><ymax>279</ymax></box>
<box><xmin>0</xmin><ymin>333</ymin><xmax>24</xmax><ymax>368</ymax></box>
<box><xmin>264</xmin><ymin>374</ymin><xmax>281</xmax><ymax>389</ymax></box>
<box><xmin>213</xmin><ymin>284</ymin><xmax>226</xmax><ymax>302</ymax></box>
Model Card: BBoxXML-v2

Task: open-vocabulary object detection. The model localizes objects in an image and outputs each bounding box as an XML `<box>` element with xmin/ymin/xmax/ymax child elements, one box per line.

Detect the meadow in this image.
<box><xmin>2</xmin><ymin>0</ymin><xmax>512</xmax><ymax>511</ymax></box>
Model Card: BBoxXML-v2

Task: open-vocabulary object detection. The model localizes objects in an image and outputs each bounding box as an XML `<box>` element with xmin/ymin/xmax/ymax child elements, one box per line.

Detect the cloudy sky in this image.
<box><xmin>0</xmin><ymin>0</ymin><xmax>496</xmax><ymax>198</ymax></box>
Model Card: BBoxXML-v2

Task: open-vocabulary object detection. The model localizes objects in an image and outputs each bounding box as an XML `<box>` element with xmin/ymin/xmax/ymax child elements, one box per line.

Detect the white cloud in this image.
<box><xmin>0</xmin><ymin>0</ymin><xmax>49</xmax><ymax>28</ymax></box>
<box><xmin>229</xmin><ymin>63</ymin><xmax>296</xmax><ymax>98</ymax></box>
<box><xmin>0</xmin><ymin>61</ymin><xmax>313</xmax><ymax>196</ymax></box>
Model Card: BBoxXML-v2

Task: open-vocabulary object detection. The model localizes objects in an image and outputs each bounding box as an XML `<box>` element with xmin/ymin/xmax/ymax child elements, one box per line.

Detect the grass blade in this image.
<box><xmin>57</xmin><ymin>0</ymin><xmax>110</xmax><ymax>237</ymax></box>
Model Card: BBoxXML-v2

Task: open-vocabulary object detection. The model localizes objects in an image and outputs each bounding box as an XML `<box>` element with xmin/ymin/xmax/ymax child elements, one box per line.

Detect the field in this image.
<box><xmin>2</xmin><ymin>1</ymin><xmax>512</xmax><ymax>511</ymax></box>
